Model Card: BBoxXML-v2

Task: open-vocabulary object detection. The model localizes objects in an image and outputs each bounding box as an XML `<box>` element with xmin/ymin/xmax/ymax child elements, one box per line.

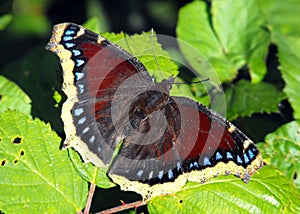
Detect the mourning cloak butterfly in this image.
<box><xmin>46</xmin><ymin>23</ymin><xmax>263</xmax><ymax>199</ymax></box>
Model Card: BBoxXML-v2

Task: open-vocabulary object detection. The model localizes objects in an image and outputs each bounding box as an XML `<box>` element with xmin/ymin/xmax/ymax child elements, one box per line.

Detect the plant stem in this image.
<box><xmin>84</xmin><ymin>183</ymin><xmax>96</xmax><ymax>214</ymax></box>
<box><xmin>96</xmin><ymin>200</ymin><xmax>146</xmax><ymax>214</ymax></box>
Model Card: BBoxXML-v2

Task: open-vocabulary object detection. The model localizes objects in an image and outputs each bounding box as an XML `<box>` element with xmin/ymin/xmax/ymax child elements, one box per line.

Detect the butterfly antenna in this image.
<box><xmin>174</xmin><ymin>77</ymin><xmax>211</xmax><ymax>85</ymax></box>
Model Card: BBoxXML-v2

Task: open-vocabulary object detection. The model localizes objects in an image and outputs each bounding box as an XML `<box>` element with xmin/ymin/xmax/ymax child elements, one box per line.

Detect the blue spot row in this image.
<box><xmin>62</xmin><ymin>26</ymin><xmax>79</xmax><ymax>43</ymax></box>
<box><xmin>200</xmin><ymin>149</ymin><xmax>252</xmax><ymax>168</ymax></box>
<box><xmin>216</xmin><ymin>149</ymin><xmax>256</xmax><ymax>166</ymax></box>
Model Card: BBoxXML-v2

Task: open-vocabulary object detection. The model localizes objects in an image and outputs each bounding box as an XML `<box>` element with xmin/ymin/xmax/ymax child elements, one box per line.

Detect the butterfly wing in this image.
<box><xmin>46</xmin><ymin>23</ymin><xmax>153</xmax><ymax>167</ymax></box>
<box><xmin>108</xmin><ymin>96</ymin><xmax>263</xmax><ymax>199</ymax></box>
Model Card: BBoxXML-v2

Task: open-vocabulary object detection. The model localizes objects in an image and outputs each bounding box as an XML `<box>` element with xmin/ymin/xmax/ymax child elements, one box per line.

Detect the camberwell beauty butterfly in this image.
<box><xmin>46</xmin><ymin>23</ymin><xmax>263</xmax><ymax>199</ymax></box>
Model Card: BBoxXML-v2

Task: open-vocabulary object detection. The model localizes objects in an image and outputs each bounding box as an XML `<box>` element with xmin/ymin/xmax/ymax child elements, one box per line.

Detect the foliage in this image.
<box><xmin>0</xmin><ymin>110</ymin><xmax>87</xmax><ymax>213</ymax></box>
<box><xmin>148</xmin><ymin>166</ymin><xmax>300</xmax><ymax>214</ymax></box>
<box><xmin>0</xmin><ymin>0</ymin><xmax>299</xmax><ymax>213</ymax></box>
<box><xmin>258</xmin><ymin>121</ymin><xmax>300</xmax><ymax>189</ymax></box>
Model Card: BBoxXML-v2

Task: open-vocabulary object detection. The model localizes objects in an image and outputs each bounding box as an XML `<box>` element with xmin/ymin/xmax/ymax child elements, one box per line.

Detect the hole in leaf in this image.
<box><xmin>14</xmin><ymin>159</ymin><xmax>18</xmax><ymax>164</ymax></box>
<box><xmin>293</xmin><ymin>171</ymin><xmax>297</xmax><ymax>180</ymax></box>
<box><xmin>1</xmin><ymin>160</ymin><xmax>6</xmax><ymax>166</ymax></box>
<box><xmin>20</xmin><ymin>150</ymin><xmax>25</xmax><ymax>156</ymax></box>
<box><xmin>13</xmin><ymin>137</ymin><xmax>22</xmax><ymax>144</ymax></box>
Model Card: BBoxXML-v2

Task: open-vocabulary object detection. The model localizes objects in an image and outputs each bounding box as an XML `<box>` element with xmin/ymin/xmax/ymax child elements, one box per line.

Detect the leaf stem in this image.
<box><xmin>96</xmin><ymin>200</ymin><xmax>146</xmax><ymax>214</ymax></box>
<box><xmin>84</xmin><ymin>183</ymin><xmax>96</xmax><ymax>214</ymax></box>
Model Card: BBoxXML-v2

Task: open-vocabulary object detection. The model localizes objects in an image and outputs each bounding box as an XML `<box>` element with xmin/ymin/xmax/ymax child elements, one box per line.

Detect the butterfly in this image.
<box><xmin>46</xmin><ymin>23</ymin><xmax>263</xmax><ymax>199</ymax></box>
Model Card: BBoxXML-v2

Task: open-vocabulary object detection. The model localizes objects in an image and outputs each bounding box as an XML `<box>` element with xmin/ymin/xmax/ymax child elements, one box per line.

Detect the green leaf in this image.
<box><xmin>68</xmin><ymin>148</ymin><xmax>115</xmax><ymax>188</ymax></box>
<box><xmin>274</xmin><ymin>33</ymin><xmax>300</xmax><ymax>120</ymax></box>
<box><xmin>86</xmin><ymin>0</ymin><xmax>110</xmax><ymax>32</ymax></box>
<box><xmin>177</xmin><ymin>1</ymin><xmax>235</xmax><ymax>84</ymax></box>
<box><xmin>222</xmin><ymin>80</ymin><xmax>285</xmax><ymax>120</ymax></box>
<box><xmin>53</xmin><ymin>90</ymin><xmax>62</xmax><ymax>107</ymax></box>
<box><xmin>212</xmin><ymin>0</ymin><xmax>270</xmax><ymax>83</ymax></box>
<box><xmin>148</xmin><ymin>165</ymin><xmax>300</xmax><ymax>213</ymax></box>
<box><xmin>103</xmin><ymin>31</ymin><xmax>179</xmax><ymax>82</ymax></box>
<box><xmin>0</xmin><ymin>14</ymin><xmax>12</xmax><ymax>31</ymax></box>
<box><xmin>258</xmin><ymin>0</ymin><xmax>300</xmax><ymax>36</ymax></box>
<box><xmin>258</xmin><ymin>121</ymin><xmax>300</xmax><ymax>188</ymax></box>
<box><xmin>189</xmin><ymin>80</ymin><xmax>211</xmax><ymax>107</ymax></box>
<box><xmin>83</xmin><ymin>16</ymin><xmax>102</xmax><ymax>34</ymax></box>
<box><xmin>0</xmin><ymin>75</ymin><xmax>31</xmax><ymax>115</ymax></box>
<box><xmin>177</xmin><ymin>0</ymin><xmax>270</xmax><ymax>83</ymax></box>
<box><xmin>0</xmin><ymin>111</ymin><xmax>87</xmax><ymax>213</ymax></box>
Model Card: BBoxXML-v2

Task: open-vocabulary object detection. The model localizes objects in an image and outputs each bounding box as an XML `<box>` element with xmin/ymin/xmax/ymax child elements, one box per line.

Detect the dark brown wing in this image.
<box><xmin>46</xmin><ymin>23</ymin><xmax>153</xmax><ymax>167</ymax></box>
<box><xmin>108</xmin><ymin>97</ymin><xmax>263</xmax><ymax>199</ymax></box>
